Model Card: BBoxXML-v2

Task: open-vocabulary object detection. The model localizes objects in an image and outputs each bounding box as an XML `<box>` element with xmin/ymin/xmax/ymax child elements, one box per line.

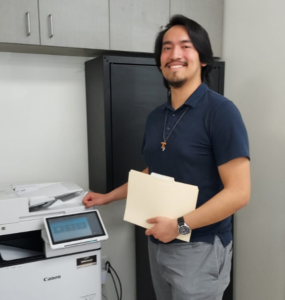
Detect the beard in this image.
<box><xmin>163</xmin><ymin>66</ymin><xmax>188</xmax><ymax>89</ymax></box>
<box><xmin>167</xmin><ymin>78</ymin><xmax>187</xmax><ymax>89</ymax></box>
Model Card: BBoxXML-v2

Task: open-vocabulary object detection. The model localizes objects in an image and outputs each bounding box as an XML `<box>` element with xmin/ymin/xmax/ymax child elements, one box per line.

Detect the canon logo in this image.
<box><xmin>43</xmin><ymin>275</ymin><xmax>61</xmax><ymax>282</ymax></box>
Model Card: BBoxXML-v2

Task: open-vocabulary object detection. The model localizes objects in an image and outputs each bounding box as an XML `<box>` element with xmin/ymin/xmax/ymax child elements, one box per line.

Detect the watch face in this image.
<box><xmin>179</xmin><ymin>225</ymin><xmax>190</xmax><ymax>235</ymax></box>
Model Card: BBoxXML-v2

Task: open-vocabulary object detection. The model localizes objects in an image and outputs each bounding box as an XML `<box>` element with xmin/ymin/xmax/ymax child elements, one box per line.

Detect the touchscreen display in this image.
<box><xmin>47</xmin><ymin>211</ymin><xmax>105</xmax><ymax>245</ymax></box>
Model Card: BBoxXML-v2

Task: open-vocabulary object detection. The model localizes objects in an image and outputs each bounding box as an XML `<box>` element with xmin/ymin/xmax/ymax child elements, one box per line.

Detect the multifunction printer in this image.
<box><xmin>0</xmin><ymin>182</ymin><xmax>108</xmax><ymax>300</ymax></box>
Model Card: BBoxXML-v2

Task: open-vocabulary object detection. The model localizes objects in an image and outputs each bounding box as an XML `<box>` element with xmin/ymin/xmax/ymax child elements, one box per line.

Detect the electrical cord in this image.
<box><xmin>110</xmin><ymin>270</ymin><xmax>120</xmax><ymax>300</ymax></box>
<box><xmin>102</xmin><ymin>292</ymin><xmax>107</xmax><ymax>300</ymax></box>
<box><xmin>106</xmin><ymin>261</ymin><xmax>122</xmax><ymax>300</ymax></box>
<box><xmin>109</xmin><ymin>265</ymin><xmax>122</xmax><ymax>300</ymax></box>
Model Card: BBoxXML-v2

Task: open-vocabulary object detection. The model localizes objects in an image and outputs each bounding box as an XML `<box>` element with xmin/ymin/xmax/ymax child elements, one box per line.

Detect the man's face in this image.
<box><xmin>160</xmin><ymin>25</ymin><xmax>205</xmax><ymax>89</ymax></box>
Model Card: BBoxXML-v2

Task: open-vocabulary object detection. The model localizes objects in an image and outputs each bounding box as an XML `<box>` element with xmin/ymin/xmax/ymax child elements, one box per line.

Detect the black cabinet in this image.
<box><xmin>111</xmin><ymin>63</ymin><xmax>168</xmax><ymax>188</ymax></box>
<box><xmin>85</xmin><ymin>55</ymin><xmax>167</xmax><ymax>193</ymax></box>
<box><xmin>85</xmin><ymin>55</ymin><xmax>232</xmax><ymax>300</ymax></box>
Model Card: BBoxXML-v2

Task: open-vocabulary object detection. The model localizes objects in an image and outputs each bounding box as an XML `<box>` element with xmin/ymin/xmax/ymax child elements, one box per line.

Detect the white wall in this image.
<box><xmin>0</xmin><ymin>52</ymin><xmax>136</xmax><ymax>300</ymax></box>
<box><xmin>223</xmin><ymin>1</ymin><xmax>285</xmax><ymax>299</ymax></box>
<box><xmin>0</xmin><ymin>53</ymin><xmax>89</xmax><ymax>188</ymax></box>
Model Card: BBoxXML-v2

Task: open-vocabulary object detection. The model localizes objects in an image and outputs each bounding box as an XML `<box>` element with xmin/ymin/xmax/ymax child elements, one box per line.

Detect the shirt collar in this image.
<box><xmin>162</xmin><ymin>83</ymin><xmax>208</xmax><ymax>111</ymax></box>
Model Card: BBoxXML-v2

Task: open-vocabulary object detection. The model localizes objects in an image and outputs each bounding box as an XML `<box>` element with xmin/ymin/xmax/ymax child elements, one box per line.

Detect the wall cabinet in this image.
<box><xmin>0</xmin><ymin>0</ymin><xmax>224</xmax><ymax>56</ymax></box>
<box><xmin>170</xmin><ymin>0</ymin><xmax>224</xmax><ymax>57</ymax></box>
<box><xmin>0</xmin><ymin>0</ymin><xmax>109</xmax><ymax>51</ymax></box>
<box><xmin>109</xmin><ymin>0</ymin><xmax>169</xmax><ymax>53</ymax></box>
<box><xmin>39</xmin><ymin>0</ymin><xmax>109</xmax><ymax>49</ymax></box>
<box><xmin>0</xmin><ymin>0</ymin><xmax>40</xmax><ymax>45</ymax></box>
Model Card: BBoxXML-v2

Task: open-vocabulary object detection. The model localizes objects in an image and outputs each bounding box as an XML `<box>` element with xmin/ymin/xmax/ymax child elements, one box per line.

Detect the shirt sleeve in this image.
<box><xmin>209</xmin><ymin>100</ymin><xmax>250</xmax><ymax>166</ymax></box>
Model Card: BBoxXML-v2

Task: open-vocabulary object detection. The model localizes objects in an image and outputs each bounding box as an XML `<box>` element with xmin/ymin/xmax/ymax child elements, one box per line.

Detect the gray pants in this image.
<box><xmin>148</xmin><ymin>236</ymin><xmax>232</xmax><ymax>300</ymax></box>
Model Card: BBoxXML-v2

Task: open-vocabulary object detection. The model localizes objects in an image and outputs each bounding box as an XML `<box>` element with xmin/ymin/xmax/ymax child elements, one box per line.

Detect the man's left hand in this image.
<box><xmin>145</xmin><ymin>217</ymin><xmax>178</xmax><ymax>243</ymax></box>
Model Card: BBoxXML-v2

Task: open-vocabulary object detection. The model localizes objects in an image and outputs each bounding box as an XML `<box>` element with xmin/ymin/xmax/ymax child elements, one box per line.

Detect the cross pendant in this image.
<box><xmin>161</xmin><ymin>142</ymin><xmax>167</xmax><ymax>151</ymax></box>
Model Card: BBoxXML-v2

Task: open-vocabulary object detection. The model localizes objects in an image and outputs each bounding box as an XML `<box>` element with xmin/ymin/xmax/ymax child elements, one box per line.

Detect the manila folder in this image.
<box><xmin>124</xmin><ymin>170</ymin><xmax>199</xmax><ymax>242</ymax></box>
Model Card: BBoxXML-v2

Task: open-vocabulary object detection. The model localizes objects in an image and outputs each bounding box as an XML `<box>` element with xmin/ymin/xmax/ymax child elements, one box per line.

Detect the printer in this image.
<box><xmin>0</xmin><ymin>182</ymin><xmax>108</xmax><ymax>300</ymax></box>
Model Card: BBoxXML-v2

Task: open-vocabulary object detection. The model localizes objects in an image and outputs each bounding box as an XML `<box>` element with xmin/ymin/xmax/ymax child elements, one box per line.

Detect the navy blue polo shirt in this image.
<box><xmin>142</xmin><ymin>83</ymin><xmax>249</xmax><ymax>246</ymax></box>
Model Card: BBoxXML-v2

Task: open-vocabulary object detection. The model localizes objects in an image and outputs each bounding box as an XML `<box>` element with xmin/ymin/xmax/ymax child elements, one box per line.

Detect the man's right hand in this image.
<box><xmin>82</xmin><ymin>192</ymin><xmax>110</xmax><ymax>208</ymax></box>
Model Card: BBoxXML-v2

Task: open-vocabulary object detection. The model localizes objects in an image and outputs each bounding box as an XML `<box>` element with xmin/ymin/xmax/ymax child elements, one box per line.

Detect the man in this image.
<box><xmin>83</xmin><ymin>15</ymin><xmax>250</xmax><ymax>300</ymax></box>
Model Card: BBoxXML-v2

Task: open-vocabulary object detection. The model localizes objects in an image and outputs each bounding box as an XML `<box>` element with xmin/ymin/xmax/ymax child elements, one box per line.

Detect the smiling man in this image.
<box><xmin>83</xmin><ymin>15</ymin><xmax>250</xmax><ymax>300</ymax></box>
<box><xmin>159</xmin><ymin>26</ymin><xmax>205</xmax><ymax>93</ymax></box>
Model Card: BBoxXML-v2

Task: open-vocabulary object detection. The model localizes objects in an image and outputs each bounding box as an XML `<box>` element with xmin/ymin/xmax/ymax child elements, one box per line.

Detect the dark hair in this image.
<box><xmin>154</xmin><ymin>15</ymin><xmax>214</xmax><ymax>88</ymax></box>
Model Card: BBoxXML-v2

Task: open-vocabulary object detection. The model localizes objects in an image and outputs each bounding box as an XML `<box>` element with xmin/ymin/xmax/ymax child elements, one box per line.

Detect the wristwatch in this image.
<box><xmin>177</xmin><ymin>216</ymin><xmax>191</xmax><ymax>235</ymax></box>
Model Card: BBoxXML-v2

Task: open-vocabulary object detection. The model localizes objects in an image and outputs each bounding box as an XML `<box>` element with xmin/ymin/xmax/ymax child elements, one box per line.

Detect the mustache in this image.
<box><xmin>164</xmin><ymin>60</ymin><xmax>188</xmax><ymax>67</ymax></box>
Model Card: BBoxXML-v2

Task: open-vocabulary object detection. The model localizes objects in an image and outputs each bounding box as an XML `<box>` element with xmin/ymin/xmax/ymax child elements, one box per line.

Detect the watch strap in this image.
<box><xmin>177</xmin><ymin>216</ymin><xmax>185</xmax><ymax>226</ymax></box>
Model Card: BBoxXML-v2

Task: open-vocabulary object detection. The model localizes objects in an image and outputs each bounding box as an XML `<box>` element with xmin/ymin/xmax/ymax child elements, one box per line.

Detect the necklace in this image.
<box><xmin>161</xmin><ymin>106</ymin><xmax>189</xmax><ymax>151</ymax></box>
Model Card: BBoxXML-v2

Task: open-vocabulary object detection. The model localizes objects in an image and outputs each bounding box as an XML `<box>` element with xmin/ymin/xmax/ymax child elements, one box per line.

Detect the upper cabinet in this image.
<box><xmin>170</xmin><ymin>0</ymin><xmax>224</xmax><ymax>58</ymax></box>
<box><xmin>0</xmin><ymin>0</ymin><xmax>109</xmax><ymax>51</ymax></box>
<box><xmin>38</xmin><ymin>0</ymin><xmax>109</xmax><ymax>49</ymax></box>
<box><xmin>0</xmin><ymin>0</ymin><xmax>224</xmax><ymax>56</ymax></box>
<box><xmin>109</xmin><ymin>0</ymin><xmax>169</xmax><ymax>53</ymax></box>
<box><xmin>0</xmin><ymin>0</ymin><xmax>40</xmax><ymax>45</ymax></box>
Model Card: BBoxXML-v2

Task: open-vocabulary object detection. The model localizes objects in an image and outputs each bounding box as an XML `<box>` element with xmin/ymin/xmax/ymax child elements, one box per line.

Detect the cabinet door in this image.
<box><xmin>110</xmin><ymin>0</ymin><xmax>169</xmax><ymax>53</ymax></box>
<box><xmin>111</xmin><ymin>63</ymin><xmax>168</xmax><ymax>188</ymax></box>
<box><xmin>170</xmin><ymin>0</ymin><xmax>224</xmax><ymax>57</ymax></box>
<box><xmin>39</xmin><ymin>0</ymin><xmax>109</xmax><ymax>49</ymax></box>
<box><xmin>0</xmin><ymin>0</ymin><xmax>40</xmax><ymax>44</ymax></box>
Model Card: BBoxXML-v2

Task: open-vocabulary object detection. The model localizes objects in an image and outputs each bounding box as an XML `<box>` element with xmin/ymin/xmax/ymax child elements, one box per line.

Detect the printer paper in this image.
<box><xmin>0</xmin><ymin>244</ymin><xmax>42</xmax><ymax>261</ymax></box>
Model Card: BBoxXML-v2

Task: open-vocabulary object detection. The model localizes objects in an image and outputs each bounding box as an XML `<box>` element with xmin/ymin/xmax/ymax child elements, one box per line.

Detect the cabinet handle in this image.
<box><xmin>26</xmin><ymin>12</ymin><xmax>31</xmax><ymax>36</ymax></box>
<box><xmin>49</xmin><ymin>14</ymin><xmax>54</xmax><ymax>38</ymax></box>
